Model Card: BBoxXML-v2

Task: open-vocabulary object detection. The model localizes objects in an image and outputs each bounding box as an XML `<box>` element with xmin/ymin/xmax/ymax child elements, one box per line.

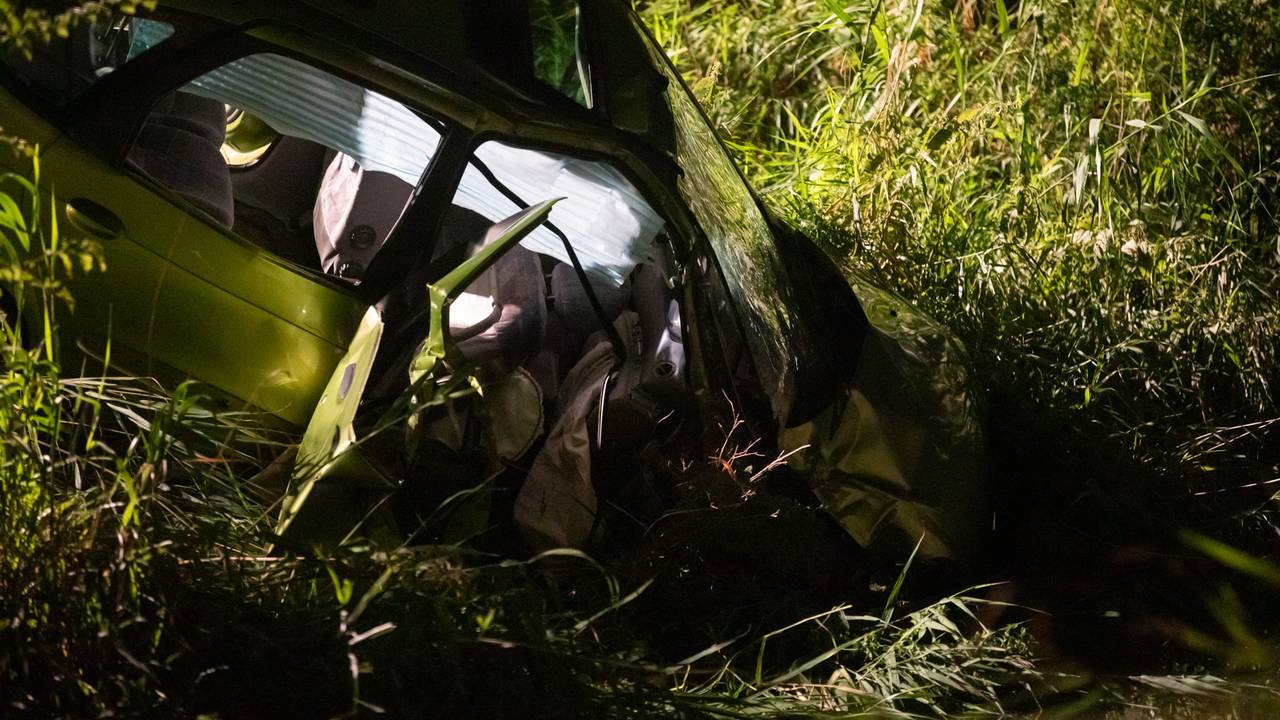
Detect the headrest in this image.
<box><xmin>128</xmin><ymin>92</ymin><xmax>234</xmax><ymax>228</ymax></box>
<box><xmin>550</xmin><ymin>262</ymin><xmax>627</xmax><ymax>349</ymax></box>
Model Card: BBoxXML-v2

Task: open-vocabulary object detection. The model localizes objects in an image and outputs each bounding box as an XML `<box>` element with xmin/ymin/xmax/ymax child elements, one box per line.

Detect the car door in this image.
<box><xmin>15</xmin><ymin>14</ymin><xmax>462</xmax><ymax>427</ymax></box>
<box><xmin>0</xmin><ymin>14</ymin><xmax>179</xmax><ymax>367</ymax></box>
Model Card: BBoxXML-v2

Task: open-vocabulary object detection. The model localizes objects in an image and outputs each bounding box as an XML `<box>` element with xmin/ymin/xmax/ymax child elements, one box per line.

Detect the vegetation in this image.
<box><xmin>2</xmin><ymin>0</ymin><xmax>1279</xmax><ymax>717</ymax></box>
<box><xmin>1</xmin><ymin>1</ymin><xmax>153</xmax><ymax>57</ymax></box>
<box><xmin>647</xmin><ymin>0</ymin><xmax>1279</xmax><ymax>504</ymax></box>
<box><xmin>0</xmin><ymin>147</ymin><xmax>1040</xmax><ymax>717</ymax></box>
<box><xmin>643</xmin><ymin>0</ymin><xmax>1280</xmax><ymax>711</ymax></box>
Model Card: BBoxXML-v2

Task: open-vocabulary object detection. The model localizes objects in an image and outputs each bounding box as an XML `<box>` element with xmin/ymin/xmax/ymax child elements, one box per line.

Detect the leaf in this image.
<box><xmin>1131</xmin><ymin>674</ymin><xmax>1231</xmax><ymax>697</ymax></box>
<box><xmin>0</xmin><ymin>192</ymin><xmax>27</xmax><ymax>233</ymax></box>
<box><xmin>905</xmin><ymin>0</ymin><xmax>925</xmax><ymax>39</ymax></box>
<box><xmin>573</xmin><ymin>577</ymin><xmax>655</xmax><ymax>634</ymax></box>
<box><xmin>1071</xmin><ymin>37</ymin><xmax>1091</xmax><ymax>86</ymax></box>
<box><xmin>1173</xmin><ymin>110</ymin><xmax>1245</xmax><ymax>176</ymax></box>
<box><xmin>871</xmin><ymin>24</ymin><xmax>890</xmax><ymax>66</ymax></box>
<box><xmin>818</xmin><ymin>0</ymin><xmax>854</xmax><ymax>26</ymax></box>
<box><xmin>1072</xmin><ymin>154</ymin><xmax>1088</xmax><ymax>205</ymax></box>
<box><xmin>29</xmin><ymin>147</ymin><xmax>40</xmax><ymax>216</ymax></box>
<box><xmin>42</xmin><ymin>297</ymin><xmax>55</xmax><ymax>362</ymax></box>
<box><xmin>326</xmin><ymin>564</ymin><xmax>355</xmax><ymax>605</ymax></box>
<box><xmin>1182</xmin><ymin>531</ymin><xmax>1280</xmax><ymax>588</ymax></box>
<box><xmin>1176</xmin><ymin>110</ymin><xmax>1211</xmax><ymax>138</ymax></box>
<box><xmin>0</xmin><ymin>233</ymin><xmax>17</xmax><ymax>265</ymax></box>
<box><xmin>48</xmin><ymin>185</ymin><xmax>57</xmax><ymax>254</ymax></box>
<box><xmin>882</xmin><ymin>534</ymin><xmax>924</xmax><ymax>622</ymax></box>
<box><xmin>927</xmin><ymin>124</ymin><xmax>956</xmax><ymax>150</ymax></box>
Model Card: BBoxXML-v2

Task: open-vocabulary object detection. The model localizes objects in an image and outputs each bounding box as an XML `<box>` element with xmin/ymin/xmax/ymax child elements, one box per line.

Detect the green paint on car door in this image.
<box><xmin>32</xmin><ymin>126</ymin><xmax>367</xmax><ymax>425</ymax></box>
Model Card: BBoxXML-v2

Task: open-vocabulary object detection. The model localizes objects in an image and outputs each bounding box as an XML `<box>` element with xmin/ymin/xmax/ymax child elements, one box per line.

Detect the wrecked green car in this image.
<box><xmin>0</xmin><ymin>0</ymin><xmax>989</xmax><ymax>565</ymax></box>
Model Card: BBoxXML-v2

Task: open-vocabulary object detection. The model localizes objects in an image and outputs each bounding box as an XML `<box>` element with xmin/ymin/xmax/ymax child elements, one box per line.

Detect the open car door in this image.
<box><xmin>275</xmin><ymin>199</ymin><xmax>562</xmax><ymax>546</ymax></box>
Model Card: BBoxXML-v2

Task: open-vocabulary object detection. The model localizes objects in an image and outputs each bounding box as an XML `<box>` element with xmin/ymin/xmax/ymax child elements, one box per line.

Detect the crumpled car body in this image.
<box><xmin>0</xmin><ymin>0</ymin><xmax>989</xmax><ymax>565</ymax></box>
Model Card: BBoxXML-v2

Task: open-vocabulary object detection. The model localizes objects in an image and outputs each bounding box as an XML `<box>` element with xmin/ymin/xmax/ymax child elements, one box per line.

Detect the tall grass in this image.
<box><xmin>642</xmin><ymin>0</ymin><xmax>1280</xmax><ymax>539</ymax></box>
<box><xmin>639</xmin><ymin>0</ymin><xmax>1280</xmax><ymax>711</ymax></box>
<box><xmin>4</xmin><ymin>0</ymin><xmax>1280</xmax><ymax>716</ymax></box>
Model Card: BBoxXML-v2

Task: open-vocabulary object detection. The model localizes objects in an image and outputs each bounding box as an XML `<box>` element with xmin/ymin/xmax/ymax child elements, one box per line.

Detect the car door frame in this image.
<box><xmin>37</xmin><ymin>12</ymin><xmax>484</xmax><ymax>424</ymax></box>
<box><xmin>20</xmin><ymin>3</ymin><xmax>753</xmax><ymax>430</ymax></box>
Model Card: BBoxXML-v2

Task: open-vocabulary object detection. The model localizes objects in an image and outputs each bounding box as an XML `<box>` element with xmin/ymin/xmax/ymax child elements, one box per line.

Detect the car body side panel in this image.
<box><xmin>0</xmin><ymin>86</ymin><xmax>60</xmax><ymax>149</ymax></box>
<box><xmin>59</xmin><ymin>224</ymin><xmax>173</xmax><ymax>380</ymax></box>
<box><xmin>145</xmin><ymin>208</ymin><xmax>368</xmax><ymax>348</ymax></box>
<box><xmin>27</xmin><ymin>111</ymin><xmax>362</xmax><ymax>426</ymax></box>
<box><xmin>36</xmin><ymin>135</ymin><xmax>194</xmax><ymax>375</ymax></box>
<box><xmin>152</xmin><ymin>261</ymin><xmax>349</xmax><ymax>426</ymax></box>
<box><xmin>0</xmin><ymin>91</ymin><xmax>175</xmax><ymax>379</ymax></box>
<box><xmin>779</xmin><ymin>275</ymin><xmax>990</xmax><ymax>568</ymax></box>
<box><xmin>275</xmin><ymin>306</ymin><xmax>386</xmax><ymax>543</ymax></box>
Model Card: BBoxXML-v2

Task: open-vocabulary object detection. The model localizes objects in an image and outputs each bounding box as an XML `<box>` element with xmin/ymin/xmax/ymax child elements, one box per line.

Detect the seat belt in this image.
<box><xmin>464</xmin><ymin>155</ymin><xmax>627</xmax><ymax>368</ymax></box>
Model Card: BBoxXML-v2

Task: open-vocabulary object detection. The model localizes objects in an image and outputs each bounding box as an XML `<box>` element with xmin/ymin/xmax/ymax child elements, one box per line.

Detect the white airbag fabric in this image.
<box><xmin>181</xmin><ymin>52</ymin><xmax>664</xmax><ymax>285</ymax></box>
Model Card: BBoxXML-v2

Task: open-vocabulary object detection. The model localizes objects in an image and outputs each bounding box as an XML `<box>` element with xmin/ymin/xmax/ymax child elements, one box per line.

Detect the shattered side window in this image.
<box><xmin>634</xmin><ymin>25</ymin><xmax>801</xmax><ymax>421</ymax></box>
<box><xmin>529</xmin><ymin>0</ymin><xmax>591</xmax><ymax>108</ymax></box>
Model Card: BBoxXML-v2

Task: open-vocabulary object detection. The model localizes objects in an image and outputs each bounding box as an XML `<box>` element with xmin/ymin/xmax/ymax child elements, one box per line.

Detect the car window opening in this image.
<box><xmin>462</xmin><ymin>151</ymin><xmax>627</xmax><ymax>364</ymax></box>
<box><xmin>382</xmin><ymin>139</ymin><xmax>693</xmax><ymax>549</ymax></box>
<box><xmin>119</xmin><ymin>51</ymin><xmax>438</xmax><ymax>275</ymax></box>
<box><xmin>0</xmin><ymin>14</ymin><xmax>175</xmax><ymax>106</ymax></box>
<box><xmin>439</xmin><ymin>139</ymin><xmax>673</xmax><ymax>382</ymax></box>
<box><xmin>529</xmin><ymin>0</ymin><xmax>592</xmax><ymax>108</ymax></box>
<box><xmin>124</xmin><ymin>51</ymin><xmax>664</xmax><ymax>284</ymax></box>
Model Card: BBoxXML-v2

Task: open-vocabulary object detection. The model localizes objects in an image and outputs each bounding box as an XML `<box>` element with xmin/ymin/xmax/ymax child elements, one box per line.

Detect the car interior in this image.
<box><xmin>0</xmin><ymin>2</ymin><xmax>702</xmax><ymax>546</ymax></box>
<box><xmin>113</xmin><ymin>20</ymin><xmax>697</xmax><ymax>545</ymax></box>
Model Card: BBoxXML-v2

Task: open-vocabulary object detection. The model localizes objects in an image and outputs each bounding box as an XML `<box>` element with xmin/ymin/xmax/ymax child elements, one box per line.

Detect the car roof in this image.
<box><xmin>159</xmin><ymin>0</ymin><xmax>680</xmax><ymax>160</ymax></box>
<box><xmin>162</xmin><ymin>0</ymin><xmax>600</xmax><ymax>109</ymax></box>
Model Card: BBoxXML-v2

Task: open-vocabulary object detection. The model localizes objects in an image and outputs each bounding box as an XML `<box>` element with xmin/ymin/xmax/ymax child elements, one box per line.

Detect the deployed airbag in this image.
<box><xmin>179</xmin><ymin>53</ymin><xmax>664</xmax><ymax>284</ymax></box>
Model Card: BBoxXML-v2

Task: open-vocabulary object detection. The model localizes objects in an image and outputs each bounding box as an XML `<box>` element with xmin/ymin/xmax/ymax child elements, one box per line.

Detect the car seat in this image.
<box><xmin>548</xmin><ymin>262</ymin><xmax>627</xmax><ymax>377</ymax></box>
<box><xmin>432</xmin><ymin>206</ymin><xmax>548</xmax><ymax>374</ymax></box>
<box><xmin>126</xmin><ymin>91</ymin><xmax>235</xmax><ymax>229</ymax></box>
<box><xmin>228</xmin><ymin>134</ymin><xmax>330</xmax><ymax>269</ymax></box>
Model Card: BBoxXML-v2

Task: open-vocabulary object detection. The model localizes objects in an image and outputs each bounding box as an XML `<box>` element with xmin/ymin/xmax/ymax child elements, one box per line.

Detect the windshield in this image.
<box><xmin>632</xmin><ymin>23</ymin><xmax>801</xmax><ymax>420</ymax></box>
